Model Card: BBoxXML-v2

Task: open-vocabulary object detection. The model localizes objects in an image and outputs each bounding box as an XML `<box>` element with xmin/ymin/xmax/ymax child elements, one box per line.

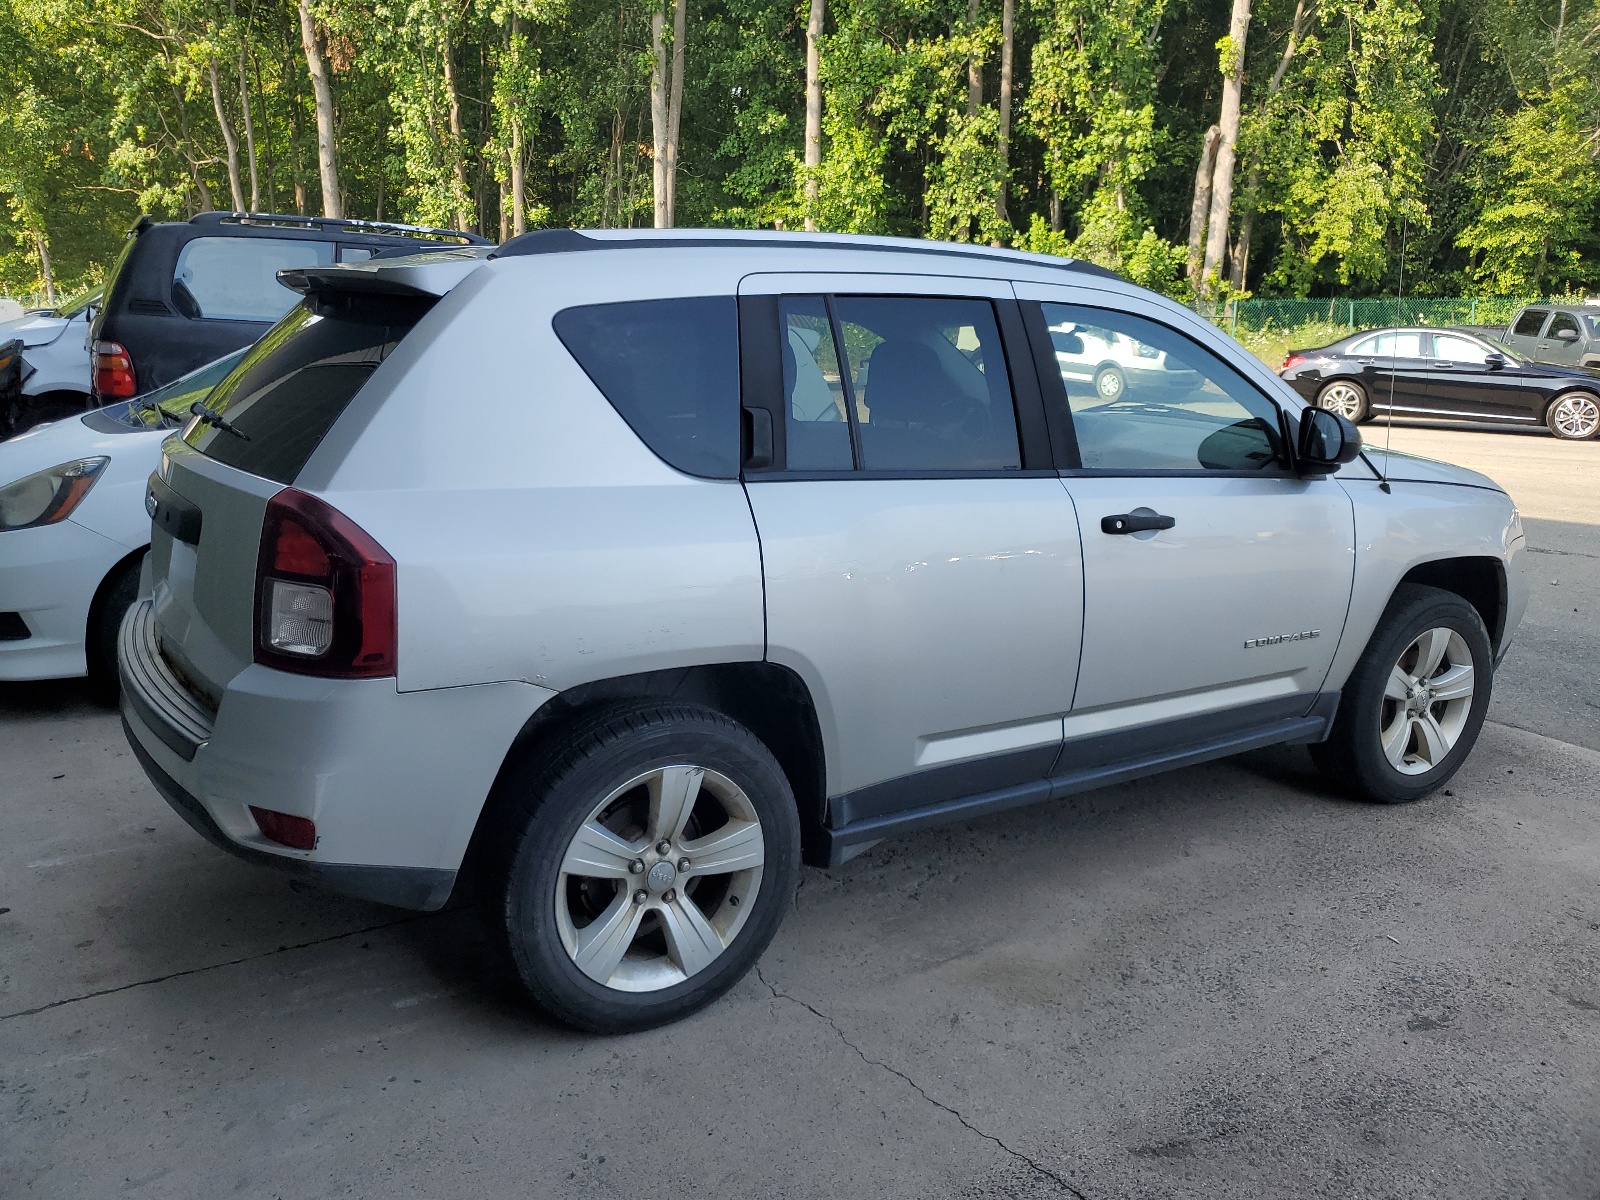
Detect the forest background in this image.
<box><xmin>0</xmin><ymin>0</ymin><xmax>1596</xmax><ymax>309</ymax></box>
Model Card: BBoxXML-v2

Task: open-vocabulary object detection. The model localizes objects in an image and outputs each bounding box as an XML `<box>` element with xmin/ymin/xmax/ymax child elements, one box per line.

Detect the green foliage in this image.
<box><xmin>0</xmin><ymin>0</ymin><xmax>1597</xmax><ymax>302</ymax></box>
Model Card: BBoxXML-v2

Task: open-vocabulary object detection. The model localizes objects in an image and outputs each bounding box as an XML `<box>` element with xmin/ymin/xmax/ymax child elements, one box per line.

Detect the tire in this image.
<box><xmin>1316</xmin><ymin>379</ymin><xmax>1369</xmax><ymax>424</ymax></box>
<box><xmin>485</xmin><ymin>701</ymin><xmax>801</xmax><ymax>1033</ymax></box>
<box><xmin>86</xmin><ymin>555</ymin><xmax>142</xmax><ymax>702</ymax></box>
<box><xmin>1311</xmin><ymin>584</ymin><xmax>1493</xmax><ymax>804</ymax></box>
<box><xmin>1093</xmin><ymin>364</ymin><xmax>1126</xmax><ymax>401</ymax></box>
<box><xmin>1544</xmin><ymin>391</ymin><xmax>1600</xmax><ymax>440</ymax></box>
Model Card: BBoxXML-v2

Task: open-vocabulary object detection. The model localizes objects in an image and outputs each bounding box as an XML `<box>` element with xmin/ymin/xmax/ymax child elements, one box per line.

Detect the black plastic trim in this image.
<box><xmin>121</xmin><ymin>666</ymin><xmax>201</xmax><ymax>762</ymax></box>
<box><xmin>0</xmin><ymin>611</ymin><xmax>29</xmax><ymax>641</ymax></box>
<box><xmin>1019</xmin><ymin>299</ymin><xmax>1080</xmax><ymax>469</ymax></box>
<box><xmin>146</xmin><ymin>471</ymin><xmax>202</xmax><ymax>545</ymax></box>
<box><xmin>831</xmin><ymin>743</ymin><xmax>1060</xmax><ymax>826</ymax></box>
<box><xmin>122</xmin><ymin>716</ymin><xmax>457</xmax><ymax>911</ymax></box>
<box><xmin>820</xmin><ymin>693</ymin><xmax>1340</xmax><ymax>866</ymax></box>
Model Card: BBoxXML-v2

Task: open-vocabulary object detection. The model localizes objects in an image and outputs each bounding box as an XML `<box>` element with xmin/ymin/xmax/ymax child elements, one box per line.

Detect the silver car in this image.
<box><xmin>120</xmin><ymin>232</ymin><xmax>1528</xmax><ymax>1032</ymax></box>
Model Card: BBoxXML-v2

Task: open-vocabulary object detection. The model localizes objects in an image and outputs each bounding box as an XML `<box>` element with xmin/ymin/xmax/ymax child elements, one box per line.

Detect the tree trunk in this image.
<box><xmin>441</xmin><ymin>37</ymin><xmax>474</xmax><ymax>232</ymax></box>
<box><xmin>1201</xmin><ymin>0</ymin><xmax>1251</xmax><ymax>293</ymax></box>
<box><xmin>650</xmin><ymin>10</ymin><xmax>669</xmax><ymax>227</ymax></box>
<box><xmin>35</xmin><ymin>232</ymin><xmax>55</xmax><ymax>305</ymax></box>
<box><xmin>1229</xmin><ymin>0</ymin><xmax>1313</xmax><ymax>291</ymax></box>
<box><xmin>667</xmin><ymin>0</ymin><xmax>687</xmax><ymax>224</ymax></box>
<box><xmin>994</xmin><ymin>0</ymin><xmax>1013</xmax><ymax>222</ymax></box>
<box><xmin>1187</xmin><ymin>125</ymin><xmax>1220</xmax><ymax>280</ymax></box>
<box><xmin>510</xmin><ymin>14</ymin><xmax>528</xmax><ymax>236</ymax></box>
<box><xmin>803</xmin><ymin>0</ymin><xmax>824</xmax><ymax>230</ymax></box>
<box><xmin>966</xmin><ymin>0</ymin><xmax>982</xmax><ymax>117</ymax></box>
<box><xmin>208</xmin><ymin>63</ymin><xmax>247</xmax><ymax>212</ymax></box>
<box><xmin>297</xmin><ymin>0</ymin><xmax>342</xmax><ymax>217</ymax></box>
<box><xmin>238</xmin><ymin>46</ymin><xmax>260</xmax><ymax>210</ymax></box>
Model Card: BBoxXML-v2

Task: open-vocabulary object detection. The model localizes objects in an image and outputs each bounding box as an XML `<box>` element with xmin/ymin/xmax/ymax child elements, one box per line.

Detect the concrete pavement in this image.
<box><xmin>2</xmin><ymin>421</ymin><xmax>1597</xmax><ymax>1198</ymax></box>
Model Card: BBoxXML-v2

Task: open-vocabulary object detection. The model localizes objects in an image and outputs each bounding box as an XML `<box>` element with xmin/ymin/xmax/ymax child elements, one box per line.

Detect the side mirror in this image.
<box><xmin>1556</xmin><ymin>328</ymin><xmax>1579</xmax><ymax>342</ymax></box>
<box><xmin>1297</xmin><ymin>407</ymin><xmax>1362</xmax><ymax>475</ymax></box>
<box><xmin>1484</xmin><ymin>352</ymin><xmax>1507</xmax><ymax>371</ymax></box>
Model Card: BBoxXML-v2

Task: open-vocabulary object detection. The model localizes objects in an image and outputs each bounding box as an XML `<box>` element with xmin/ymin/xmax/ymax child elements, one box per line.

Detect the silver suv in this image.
<box><xmin>121</xmin><ymin>232</ymin><xmax>1528</xmax><ymax>1032</ymax></box>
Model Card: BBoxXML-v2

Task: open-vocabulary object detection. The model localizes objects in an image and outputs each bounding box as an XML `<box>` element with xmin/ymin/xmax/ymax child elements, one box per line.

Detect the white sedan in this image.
<box><xmin>0</xmin><ymin>351</ymin><xmax>243</xmax><ymax>686</ymax></box>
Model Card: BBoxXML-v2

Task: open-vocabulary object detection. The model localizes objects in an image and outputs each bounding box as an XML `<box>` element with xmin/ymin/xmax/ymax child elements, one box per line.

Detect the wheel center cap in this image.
<box><xmin>646</xmin><ymin>860</ymin><xmax>677</xmax><ymax>893</ymax></box>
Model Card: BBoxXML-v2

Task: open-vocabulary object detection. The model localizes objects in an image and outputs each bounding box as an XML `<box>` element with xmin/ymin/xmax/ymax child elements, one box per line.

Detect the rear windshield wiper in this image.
<box><xmin>189</xmin><ymin>401</ymin><xmax>251</xmax><ymax>440</ymax></box>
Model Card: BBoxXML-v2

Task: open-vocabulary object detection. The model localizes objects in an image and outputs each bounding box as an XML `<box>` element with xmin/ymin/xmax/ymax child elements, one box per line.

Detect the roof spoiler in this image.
<box><xmin>278</xmin><ymin>247</ymin><xmax>493</xmax><ymax>301</ymax></box>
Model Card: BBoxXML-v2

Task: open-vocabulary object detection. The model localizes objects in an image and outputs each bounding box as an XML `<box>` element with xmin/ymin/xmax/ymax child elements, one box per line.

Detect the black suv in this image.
<box><xmin>88</xmin><ymin>212</ymin><xmax>489</xmax><ymax>402</ymax></box>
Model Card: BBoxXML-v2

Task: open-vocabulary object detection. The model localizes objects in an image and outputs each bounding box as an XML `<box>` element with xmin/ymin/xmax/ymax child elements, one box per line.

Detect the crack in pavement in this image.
<box><xmin>756</xmin><ymin>967</ymin><xmax>1089</xmax><ymax>1199</ymax></box>
<box><xmin>0</xmin><ymin>914</ymin><xmax>431</xmax><ymax>1022</ymax></box>
<box><xmin>1527</xmin><ymin>545</ymin><xmax>1600</xmax><ymax>560</ymax></box>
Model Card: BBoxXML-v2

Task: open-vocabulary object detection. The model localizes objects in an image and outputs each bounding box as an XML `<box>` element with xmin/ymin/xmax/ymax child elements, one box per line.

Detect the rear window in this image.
<box><xmin>173</xmin><ymin>236</ymin><xmax>335</xmax><ymax>322</ymax></box>
<box><xmin>183</xmin><ymin>299</ymin><xmax>428</xmax><ymax>484</ymax></box>
<box><xmin>553</xmin><ymin>296</ymin><xmax>740</xmax><ymax>478</ymax></box>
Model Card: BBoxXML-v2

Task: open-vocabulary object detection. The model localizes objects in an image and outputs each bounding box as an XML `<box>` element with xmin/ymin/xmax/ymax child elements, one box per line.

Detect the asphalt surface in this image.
<box><xmin>2</xmin><ymin>421</ymin><xmax>1597</xmax><ymax>1199</ymax></box>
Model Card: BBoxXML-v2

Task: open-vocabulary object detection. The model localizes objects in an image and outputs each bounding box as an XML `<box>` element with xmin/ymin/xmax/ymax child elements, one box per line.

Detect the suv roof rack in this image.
<box><xmin>488</xmin><ymin>227</ymin><xmax>1119</xmax><ymax>279</ymax></box>
<box><xmin>187</xmin><ymin>211</ymin><xmax>491</xmax><ymax>245</ymax></box>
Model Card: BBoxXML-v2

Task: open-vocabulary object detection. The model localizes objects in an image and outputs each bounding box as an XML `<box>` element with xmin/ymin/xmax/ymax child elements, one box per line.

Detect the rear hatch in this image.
<box><xmin>145</xmin><ymin>250</ymin><xmax>485</xmax><ymax>706</ymax></box>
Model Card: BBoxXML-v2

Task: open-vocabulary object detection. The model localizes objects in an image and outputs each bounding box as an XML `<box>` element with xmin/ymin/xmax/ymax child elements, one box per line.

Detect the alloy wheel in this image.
<box><xmin>1378</xmin><ymin>626</ymin><xmax>1476</xmax><ymax>776</ymax></box>
<box><xmin>1319</xmin><ymin>382</ymin><xmax>1365</xmax><ymax>421</ymax></box>
<box><xmin>1549</xmin><ymin>393</ymin><xmax>1600</xmax><ymax>439</ymax></box>
<box><xmin>556</xmin><ymin>764</ymin><xmax>765</xmax><ymax>992</ymax></box>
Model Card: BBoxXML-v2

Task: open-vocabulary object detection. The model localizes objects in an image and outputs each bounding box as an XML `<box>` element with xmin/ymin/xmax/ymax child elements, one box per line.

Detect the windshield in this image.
<box><xmin>51</xmin><ymin>286</ymin><xmax>103</xmax><ymax>319</ymax></box>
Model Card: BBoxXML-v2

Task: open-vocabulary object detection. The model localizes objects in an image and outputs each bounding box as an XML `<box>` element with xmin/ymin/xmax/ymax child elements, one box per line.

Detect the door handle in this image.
<box><xmin>1429</xmin><ymin>361</ymin><xmax>1453</xmax><ymax>369</ymax></box>
<box><xmin>1356</xmin><ymin>357</ymin><xmax>1377</xmax><ymax>366</ymax></box>
<box><xmin>1102</xmin><ymin>513</ymin><xmax>1176</xmax><ymax>535</ymax></box>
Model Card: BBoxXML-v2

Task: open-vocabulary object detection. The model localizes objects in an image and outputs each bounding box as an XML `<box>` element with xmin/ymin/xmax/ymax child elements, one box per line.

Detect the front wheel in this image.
<box><xmin>1094</xmin><ymin>364</ymin><xmax>1126</xmax><ymax>401</ymax></box>
<box><xmin>1312</xmin><ymin>584</ymin><xmax>1493</xmax><ymax>803</ymax></box>
<box><xmin>1545</xmin><ymin>391</ymin><xmax>1600</xmax><ymax>440</ymax></box>
<box><xmin>1317</xmin><ymin>379</ymin><xmax>1369</xmax><ymax>423</ymax></box>
<box><xmin>486</xmin><ymin>702</ymin><xmax>800</xmax><ymax>1033</ymax></box>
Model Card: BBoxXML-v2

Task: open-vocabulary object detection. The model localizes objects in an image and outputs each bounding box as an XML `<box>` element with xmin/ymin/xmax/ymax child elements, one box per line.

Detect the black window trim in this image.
<box><xmin>1024</xmin><ymin>298</ymin><xmax>1299</xmax><ymax>480</ymax></box>
<box><xmin>738</xmin><ymin>290</ymin><xmax>1050</xmax><ymax>478</ymax></box>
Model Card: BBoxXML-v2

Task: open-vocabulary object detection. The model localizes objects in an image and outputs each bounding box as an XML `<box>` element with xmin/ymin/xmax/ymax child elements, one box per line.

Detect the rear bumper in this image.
<box><xmin>118</xmin><ymin>599</ymin><xmax>557</xmax><ymax>911</ymax></box>
<box><xmin>123</xmin><ymin>717</ymin><xmax>457</xmax><ymax>910</ymax></box>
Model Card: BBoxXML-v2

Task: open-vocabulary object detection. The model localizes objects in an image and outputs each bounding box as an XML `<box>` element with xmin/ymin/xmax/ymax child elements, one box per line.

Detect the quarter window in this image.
<box><xmin>171</xmin><ymin>236</ymin><xmax>334</xmax><ymax>322</ymax></box>
<box><xmin>554</xmin><ymin>296</ymin><xmax>741</xmax><ymax>479</ymax></box>
<box><xmin>1512</xmin><ymin>309</ymin><xmax>1548</xmax><ymax>337</ymax></box>
<box><xmin>1041</xmin><ymin>302</ymin><xmax>1285</xmax><ymax>473</ymax></box>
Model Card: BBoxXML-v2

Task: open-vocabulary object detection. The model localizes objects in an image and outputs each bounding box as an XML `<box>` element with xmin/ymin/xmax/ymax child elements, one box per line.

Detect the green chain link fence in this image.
<box><xmin>1199</xmin><ymin>296</ymin><xmax>1559</xmax><ymax>337</ymax></box>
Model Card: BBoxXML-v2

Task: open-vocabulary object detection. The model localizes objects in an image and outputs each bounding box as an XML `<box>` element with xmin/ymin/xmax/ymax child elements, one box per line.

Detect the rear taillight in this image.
<box><xmin>92</xmin><ymin>340</ymin><xmax>137</xmax><ymax>398</ymax></box>
<box><xmin>254</xmin><ymin>489</ymin><xmax>396</xmax><ymax>678</ymax></box>
<box><xmin>1280</xmin><ymin>354</ymin><xmax>1307</xmax><ymax>373</ymax></box>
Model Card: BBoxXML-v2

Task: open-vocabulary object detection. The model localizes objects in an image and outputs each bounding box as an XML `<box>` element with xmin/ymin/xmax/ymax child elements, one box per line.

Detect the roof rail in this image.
<box><xmin>488</xmin><ymin>228</ymin><xmax>1119</xmax><ymax>280</ymax></box>
<box><xmin>188</xmin><ymin>211</ymin><xmax>491</xmax><ymax>245</ymax></box>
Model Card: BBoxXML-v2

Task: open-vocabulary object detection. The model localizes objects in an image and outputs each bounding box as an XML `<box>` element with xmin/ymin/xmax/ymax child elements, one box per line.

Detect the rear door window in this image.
<box><xmin>184</xmin><ymin>299</ymin><xmax>429</xmax><ymax>484</ymax></box>
<box><xmin>172</xmin><ymin>236</ymin><xmax>335</xmax><ymax>322</ymax></box>
<box><xmin>553</xmin><ymin>296</ymin><xmax>740</xmax><ymax>479</ymax></box>
<box><xmin>1512</xmin><ymin>309</ymin><xmax>1548</xmax><ymax>338</ymax></box>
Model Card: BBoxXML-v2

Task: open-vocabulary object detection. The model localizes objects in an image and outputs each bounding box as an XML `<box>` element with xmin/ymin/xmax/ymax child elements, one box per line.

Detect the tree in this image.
<box><xmin>650</xmin><ymin>0</ymin><xmax>688</xmax><ymax>226</ymax></box>
<box><xmin>1200</xmin><ymin>0</ymin><xmax>1251</xmax><ymax>294</ymax></box>
<box><xmin>298</xmin><ymin>0</ymin><xmax>342</xmax><ymax>216</ymax></box>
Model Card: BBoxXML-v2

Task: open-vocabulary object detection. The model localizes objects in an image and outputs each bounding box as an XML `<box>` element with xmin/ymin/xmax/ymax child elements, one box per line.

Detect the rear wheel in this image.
<box><xmin>1545</xmin><ymin>391</ymin><xmax>1600</xmax><ymax>440</ymax></box>
<box><xmin>1312</xmin><ymin>584</ymin><xmax>1492</xmax><ymax>804</ymax></box>
<box><xmin>1317</xmin><ymin>379</ymin><xmax>1369</xmax><ymax>423</ymax></box>
<box><xmin>486</xmin><ymin>702</ymin><xmax>800</xmax><ymax>1033</ymax></box>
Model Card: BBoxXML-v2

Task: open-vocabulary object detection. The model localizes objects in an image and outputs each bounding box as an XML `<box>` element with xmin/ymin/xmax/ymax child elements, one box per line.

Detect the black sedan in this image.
<box><xmin>1278</xmin><ymin>326</ymin><xmax>1600</xmax><ymax>440</ymax></box>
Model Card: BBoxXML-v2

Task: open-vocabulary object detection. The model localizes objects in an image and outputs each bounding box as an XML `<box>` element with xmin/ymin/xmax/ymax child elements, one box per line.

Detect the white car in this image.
<box><xmin>120</xmin><ymin>233</ymin><xmax>1526</xmax><ymax>1033</ymax></box>
<box><xmin>0</xmin><ymin>350</ymin><xmax>243</xmax><ymax>684</ymax></box>
<box><xmin>0</xmin><ymin>288</ymin><xmax>100</xmax><ymax>436</ymax></box>
<box><xmin>1051</xmin><ymin>316</ymin><xmax>1202</xmax><ymax>402</ymax></box>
